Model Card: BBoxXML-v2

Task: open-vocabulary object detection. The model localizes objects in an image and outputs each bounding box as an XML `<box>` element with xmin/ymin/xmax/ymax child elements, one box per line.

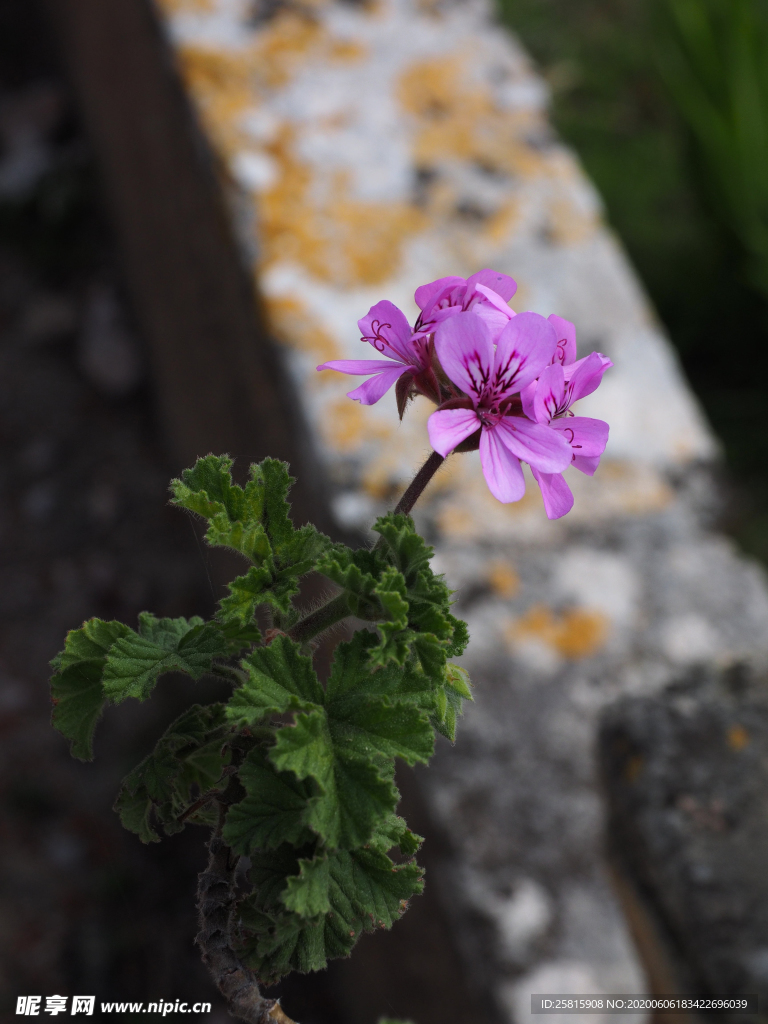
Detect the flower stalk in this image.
<box><xmin>393</xmin><ymin>450</ymin><xmax>445</xmax><ymax>517</ymax></box>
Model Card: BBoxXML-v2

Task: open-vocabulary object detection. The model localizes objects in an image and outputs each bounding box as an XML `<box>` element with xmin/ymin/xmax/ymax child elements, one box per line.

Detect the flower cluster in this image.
<box><xmin>317</xmin><ymin>271</ymin><xmax>611</xmax><ymax>519</ymax></box>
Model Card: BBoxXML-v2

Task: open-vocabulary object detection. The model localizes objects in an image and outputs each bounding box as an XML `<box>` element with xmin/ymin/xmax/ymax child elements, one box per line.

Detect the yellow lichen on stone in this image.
<box><xmin>484</xmin><ymin>200</ymin><xmax>522</xmax><ymax>244</ymax></box>
<box><xmin>322</xmin><ymin>398</ymin><xmax>392</xmax><ymax>452</ymax></box>
<box><xmin>727</xmin><ymin>724</ymin><xmax>750</xmax><ymax>752</ymax></box>
<box><xmin>487</xmin><ymin>561</ymin><xmax>520</xmax><ymax>599</ymax></box>
<box><xmin>594</xmin><ymin>460</ymin><xmax>675</xmax><ymax>516</ymax></box>
<box><xmin>176</xmin><ymin>46</ymin><xmax>254</xmax><ymax>155</ymax></box>
<box><xmin>250</xmin><ymin>13</ymin><xmax>326</xmax><ymax>89</ymax></box>
<box><xmin>507</xmin><ymin>604</ymin><xmax>608</xmax><ymax>659</ymax></box>
<box><xmin>362</xmin><ymin>452</ymin><xmax>413</xmax><ymax>502</ymax></box>
<box><xmin>437</xmin><ymin>505</ymin><xmax>477</xmax><ymax>536</ymax></box>
<box><xmin>545</xmin><ymin>195</ymin><xmax>598</xmax><ymax>247</ymax></box>
<box><xmin>398</xmin><ymin>55</ymin><xmax>546</xmax><ymax>177</ymax></box>
<box><xmin>155</xmin><ymin>0</ymin><xmax>214</xmax><ymax>13</ymax></box>
<box><xmin>259</xmin><ymin>129</ymin><xmax>425</xmax><ymax>284</ymax></box>
<box><xmin>264</xmin><ymin>296</ymin><xmax>342</xmax><ymax>365</ymax></box>
<box><xmin>328</xmin><ymin>39</ymin><xmax>368</xmax><ymax>63</ymax></box>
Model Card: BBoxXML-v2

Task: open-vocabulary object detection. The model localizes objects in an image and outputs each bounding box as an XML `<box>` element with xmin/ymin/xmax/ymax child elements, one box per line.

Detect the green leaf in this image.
<box><xmin>316</xmin><ymin>544</ymin><xmax>387</xmax><ymax>620</ymax></box>
<box><xmin>237</xmin><ymin>903</ymin><xmax>330</xmax><ymax>984</ymax></box>
<box><xmin>411</xmin><ymin>633</ymin><xmax>446</xmax><ymax>682</ymax></box>
<box><xmin>114</xmin><ymin>703</ymin><xmax>229</xmax><ymax>842</ymax></box>
<box><xmin>280</xmin><ymin>847</ymin><xmax>423</xmax><ymax>931</ymax></box>
<box><xmin>217</xmin><ymin>619</ymin><xmax>263</xmax><ymax>654</ymax></box>
<box><xmin>444</xmin><ymin>662</ymin><xmax>472</xmax><ymax>700</ymax></box>
<box><xmin>102</xmin><ymin>614</ymin><xmax>227</xmax><ymax>703</ymax></box>
<box><xmin>373</xmin><ymin>513</ymin><xmax>432</xmax><ymax>580</ymax></box>
<box><xmin>171</xmin><ymin>456</ymin><xmax>326</xmax><ymax>623</ymax></box>
<box><xmin>219</xmin><ymin>565</ymin><xmax>285</xmax><ymax>623</ymax></box>
<box><xmin>270</xmin><ymin>709</ymin><xmax>399</xmax><ymax>850</ymax></box>
<box><xmin>325</xmin><ymin>633</ymin><xmax>434</xmax><ymax>706</ymax></box>
<box><xmin>271</xmin><ymin>710</ymin><xmax>332</xmax><ymax>786</ymax></box>
<box><xmin>327</xmin><ymin>694</ymin><xmax>434</xmax><ymax>767</ymax></box>
<box><xmin>283</xmin><ymin>854</ymin><xmax>332</xmax><ymax>916</ymax></box>
<box><xmin>226</xmin><ymin>636</ymin><xmax>324</xmax><ymax>726</ymax></box>
<box><xmin>223</xmin><ymin>747</ymin><xmax>314</xmax><ymax>853</ymax></box>
<box><xmin>170</xmin><ymin>454</ymin><xmax>264</xmax><ymax>527</ymax></box>
<box><xmin>431</xmin><ymin>663</ymin><xmax>473</xmax><ymax>743</ymax></box>
<box><xmin>235</xmin><ymin>844</ymin><xmax>423</xmax><ymax>983</ymax></box>
<box><xmin>445</xmin><ymin>614</ymin><xmax>470</xmax><ymax>658</ymax></box>
<box><xmin>236</xmin><ymin>843</ymin><xmax>342</xmax><ymax>982</ymax></box>
<box><xmin>368</xmin><ymin>813</ymin><xmax>423</xmax><ymax>857</ymax></box>
<box><xmin>330</xmin><ymin>846</ymin><xmax>423</xmax><ymax>932</ymax></box>
<box><xmin>325</xmin><ymin>632</ymin><xmax>453</xmax><ymax>751</ymax></box>
<box><xmin>259</xmin><ymin>457</ymin><xmax>299</xmax><ymax>550</ymax></box>
<box><xmin>374</xmin><ymin>512</ymin><xmax>469</xmax><ymax>654</ymax></box>
<box><xmin>50</xmin><ymin>618</ymin><xmax>132</xmax><ymax>760</ymax></box>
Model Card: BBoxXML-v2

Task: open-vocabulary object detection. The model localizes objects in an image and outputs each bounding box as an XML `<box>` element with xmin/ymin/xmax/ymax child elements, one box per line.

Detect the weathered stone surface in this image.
<box><xmin>600</xmin><ymin>667</ymin><xmax>768</xmax><ymax>1008</ymax></box>
<box><xmin>152</xmin><ymin>0</ymin><xmax>768</xmax><ymax>1018</ymax></box>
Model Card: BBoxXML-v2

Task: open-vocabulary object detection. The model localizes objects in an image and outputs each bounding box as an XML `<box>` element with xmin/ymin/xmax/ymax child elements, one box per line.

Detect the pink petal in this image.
<box><xmin>426</xmin><ymin>305</ymin><xmax>464</xmax><ymax>327</ymax></box>
<box><xmin>472</xmin><ymin>303</ymin><xmax>515</xmax><ymax>343</ymax></box>
<box><xmin>346</xmin><ymin>365</ymin><xmax>410</xmax><ymax>405</ymax></box>
<box><xmin>552</xmin><ymin>416</ymin><xmax>609</xmax><ymax>458</ymax></box>
<box><xmin>567</xmin><ymin>351</ymin><xmax>612</xmax><ymax>403</ymax></box>
<box><xmin>434</xmin><ymin>311</ymin><xmax>494</xmax><ymax>401</ymax></box>
<box><xmin>467</xmin><ymin>269</ymin><xmax>517</xmax><ymax>302</ymax></box>
<box><xmin>533</xmin><ymin>363</ymin><xmax>565</xmax><ymax>424</ymax></box>
<box><xmin>564</xmin><ymin>351</ymin><xmax>612</xmax><ymax>383</ymax></box>
<box><xmin>358</xmin><ymin>300</ymin><xmax>417</xmax><ymax>366</ymax></box>
<box><xmin>493</xmin><ymin>312</ymin><xmax>558</xmax><ymax>395</ymax></box>
<box><xmin>414</xmin><ymin>276</ymin><xmax>464</xmax><ymax>313</ymax></box>
<box><xmin>472</xmin><ymin>283</ymin><xmax>516</xmax><ymax>315</ymax></box>
<box><xmin>427</xmin><ymin>407</ymin><xmax>480</xmax><ymax>457</ymax></box>
<box><xmin>531</xmin><ymin>467</ymin><xmax>574</xmax><ymax>519</ymax></box>
<box><xmin>573</xmin><ymin>454</ymin><xmax>601</xmax><ymax>476</ymax></box>
<box><xmin>494</xmin><ymin>416</ymin><xmax>572</xmax><ymax>473</ymax></box>
<box><xmin>318</xmin><ymin>358</ymin><xmax>405</xmax><ymax>375</ymax></box>
<box><xmin>548</xmin><ymin>314</ymin><xmax>578</xmax><ymax>366</ymax></box>
<box><xmin>479</xmin><ymin>427</ymin><xmax>526</xmax><ymax>503</ymax></box>
<box><xmin>520</xmin><ymin>380</ymin><xmax>537</xmax><ymax>420</ymax></box>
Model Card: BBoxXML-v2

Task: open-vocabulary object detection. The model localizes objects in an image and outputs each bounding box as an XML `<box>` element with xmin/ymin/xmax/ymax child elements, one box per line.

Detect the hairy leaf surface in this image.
<box><xmin>171</xmin><ymin>456</ymin><xmax>325</xmax><ymax>623</ymax></box>
<box><xmin>102</xmin><ymin>614</ymin><xmax>227</xmax><ymax>703</ymax></box>
<box><xmin>114</xmin><ymin>704</ymin><xmax>229</xmax><ymax>842</ymax></box>
<box><xmin>223</xmin><ymin>748</ymin><xmax>314</xmax><ymax>853</ymax></box>
<box><xmin>50</xmin><ymin>618</ymin><xmax>132</xmax><ymax>760</ymax></box>
<box><xmin>236</xmin><ymin>843</ymin><xmax>423</xmax><ymax>983</ymax></box>
<box><xmin>226</xmin><ymin>636</ymin><xmax>323</xmax><ymax>726</ymax></box>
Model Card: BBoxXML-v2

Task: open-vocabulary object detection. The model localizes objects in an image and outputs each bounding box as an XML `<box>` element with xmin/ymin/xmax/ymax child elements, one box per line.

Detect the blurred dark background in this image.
<box><xmin>2</xmin><ymin>0</ymin><xmax>768</xmax><ymax>1020</ymax></box>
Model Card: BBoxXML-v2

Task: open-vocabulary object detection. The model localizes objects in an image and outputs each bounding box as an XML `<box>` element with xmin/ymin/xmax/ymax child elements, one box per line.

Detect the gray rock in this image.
<box><xmin>600</xmin><ymin>667</ymin><xmax>768</xmax><ymax>1007</ymax></box>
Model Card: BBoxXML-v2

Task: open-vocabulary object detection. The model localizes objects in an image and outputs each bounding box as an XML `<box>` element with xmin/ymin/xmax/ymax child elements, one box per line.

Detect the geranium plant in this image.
<box><xmin>51</xmin><ymin>271</ymin><xmax>609</xmax><ymax>1024</ymax></box>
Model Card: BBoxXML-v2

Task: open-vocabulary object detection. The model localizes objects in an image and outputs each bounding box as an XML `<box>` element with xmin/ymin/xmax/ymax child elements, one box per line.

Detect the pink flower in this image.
<box><xmin>542</xmin><ymin>313</ymin><xmax>613</xmax><ymax>382</ymax></box>
<box><xmin>524</xmin><ymin>349</ymin><xmax>612</xmax><ymax>519</ymax></box>
<box><xmin>427</xmin><ymin>312</ymin><xmax>572</xmax><ymax>503</ymax></box>
<box><xmin>415</xmin><ymin>269</ymin><xmax>517</xmax><ymax>342</ymax></box>
<box><xmin>315</xmin><ymin>269</ymin><xmax>517</xmax><ymax>410</ymax></box>
<box><xmin>316</xmin><ymin>299</ymin><xmax>440</xmax><ymax>408</ymax></box>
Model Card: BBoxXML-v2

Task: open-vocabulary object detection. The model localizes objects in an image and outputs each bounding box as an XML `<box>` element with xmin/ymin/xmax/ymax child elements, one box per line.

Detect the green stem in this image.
<box><xmin>286</xmin><ymin>592</ymin><xmax>350</xmax><ymax>645</ymax></box>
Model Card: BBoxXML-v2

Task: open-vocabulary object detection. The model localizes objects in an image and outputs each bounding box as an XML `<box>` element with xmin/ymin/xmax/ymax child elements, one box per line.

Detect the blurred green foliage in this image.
<box><xmin>658</xmin><ymin>0</ymin><xmax>768</xmax><ymax>300</ymax></box>
<box><xmin>497</xmin><ymin>0</ymin><xmax>768</xmax><ymax>561</ymax></box>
